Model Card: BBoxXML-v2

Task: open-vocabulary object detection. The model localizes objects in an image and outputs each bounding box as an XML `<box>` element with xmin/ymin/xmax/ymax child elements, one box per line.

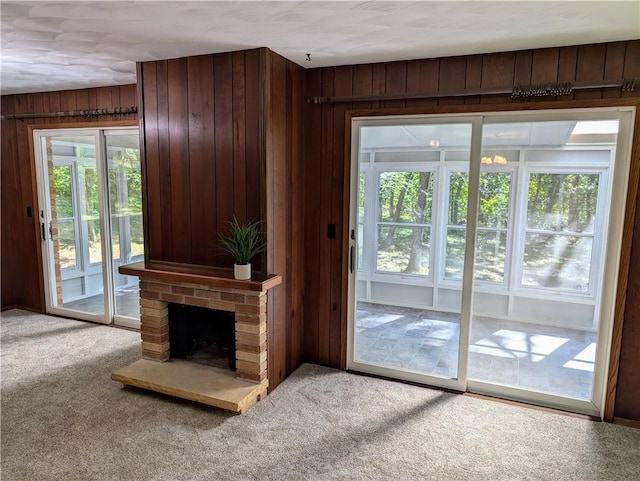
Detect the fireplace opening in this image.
<box><xmin>168</xmin><ymin>304</ymin><xmax>235</xmax><ymax>371</ymax></box>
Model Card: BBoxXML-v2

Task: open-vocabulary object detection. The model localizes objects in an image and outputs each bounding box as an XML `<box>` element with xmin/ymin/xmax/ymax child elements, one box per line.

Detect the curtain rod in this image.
<box><xmin>2</xmin><ymin>106</ymin><xmax>138</xmax><ymax>121</ymax></box>
<box><xmin>307</xmin><ymin>78</ymin><xmax>637</xmax><ymax>105</ymax></box>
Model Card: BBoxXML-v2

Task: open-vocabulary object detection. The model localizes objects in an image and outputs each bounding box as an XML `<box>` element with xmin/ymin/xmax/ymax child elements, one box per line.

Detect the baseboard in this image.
<box><xmin>613</xmin><ymin>417</ymin><xmax>640</xmax><ymax>429</ymax></box>
<box><xmin>1</xmin><ymin>304</ymin><xmax>18</xmax><ymax>311</ymax></box>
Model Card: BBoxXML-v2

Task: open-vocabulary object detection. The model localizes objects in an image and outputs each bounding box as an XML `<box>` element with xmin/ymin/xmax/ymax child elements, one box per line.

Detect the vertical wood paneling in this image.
<box><xmin>213</xmin><ymin>53</ymin><xmax>235</xmax><ymax>247</ymax></box>
<box><xmin>372</xmin><ymin>63</ymin><xmax>386</xmax><ymax>110</ymax></box>
<box><xmin>141</xmin><ymin>62</ymin><xmax>163</xmax><ymax>260</ymax></box>
<box><xmin>406</xmin><ymin>58</ymin><xmax>440</xmax><ymax>108</ymax></box>
<box><xmin>513</xmin><ymin>50</ymin><xmax>533</xmax><ymax>104</ymax></box>
<box><xmin>244</xmin><ymin>49</ymin><xmax>262</xmax><ymax>231</ymax></box>
<box><xmin>438</xmin><ymin>56</ymin><xmax>466</xmax><ymax>105</ymax></box>
<box><xmin>155</xmin><ymin>60</ymin><xmax>174</xmax><ymax>260</ymax></box>
<box><xmin>289</xmin><ymin>61</ymin><xmax>305</xmax><ymax>373</ymax></box>
<box><xmin>557</xmin><ymin>46</ymin><xmax>578</xmax><ymax>100</ymax></box>
<box><xmin>1</xmin><ymin>85</ymin><xmax>137</xmax><ymax>311</ymax></box>
<box><xmin>574</xmin><ymin>44</ymin><xmax>606</xmax><ymax>100</ymax></box>
<box><xmin>187</xmin><ymin>55</ymin><xmax>215</xmax><ymax>265</ymax></box>
<box><xmin>464</xmin><ymin>55</ymin><xmax>483</xmax><ymax>105</ymax></box>
<box><xmin>531</xmin><ymin>48</ymin><xmax>560</xmax><ymax>84</ymax></box>
<box><xmin>331</xmin><ymin>66</ymin><xmax>352</xmax><ymax>368</ymax></box>
<box><xmin>352</xmin><ymin>63</ymin><xmax>374</xmax><ymax>110</ymax></box>
<box><xmin>622</xmin><ymin>40</ymin><xmax>640</xmax><ymax>99</ymax></box>
<box><xmin>302</xmin><ymin>68</ymin><xmax>323</xmax><ymax>364</ymax></box>
<box><xmin>480</xmin><ymin>51</ymin><xmax>515</xmax><ymax>103</ymax></box>
<box><xmin>318</xmin><ymin>67</ymin><xmax>335</xmax><ymax>366</ymax></box>
<box><xmin>168</xmin><ymin>58</ymin><xmax>191</xmax><ymax>263</ymax></box>
<box><xmin>603</xmin><ymin>42</ymin><xmax>626</xmax><ymax>99</ymax></box>
<box><xmin>232</xmin><ymin>52</ymin><xmax>247</xmax><ymax>222</ymax></box>
<box><xmin>384</xmin><ymin>61</ymin><xmax>407</xmax><ymax>109</ymax></box>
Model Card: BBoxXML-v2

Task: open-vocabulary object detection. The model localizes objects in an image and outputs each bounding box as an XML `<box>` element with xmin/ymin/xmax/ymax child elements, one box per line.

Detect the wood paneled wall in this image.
<box><xmin>264</xmin><ymin>51</ymin><xmax>305</xmax><ymax>384</ymax></box>
<box><xmin>301</xmin><ymin>40</ymin><xmax>640</xmax><ymax>420</ymax></box>
<box><xmin>1</xmin><ymin>85</ymin><xmax>137</xmax><ymax>311</ymax></box>
<box><xmin>138</xmin><ymin>51</ymin><xmax>264</xmax><ymax>269</ymax></box>
<box><xmin>138</xmin><ymin>48</ymin><xmax>304</xmax><ymax>389</ymax></box>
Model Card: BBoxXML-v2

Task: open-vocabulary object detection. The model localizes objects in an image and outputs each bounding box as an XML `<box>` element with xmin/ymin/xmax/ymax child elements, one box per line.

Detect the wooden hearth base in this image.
<box><xmin>112</xmin><ymin>359</ymin><xmax>268</xmax><ymax>413</ymax></box>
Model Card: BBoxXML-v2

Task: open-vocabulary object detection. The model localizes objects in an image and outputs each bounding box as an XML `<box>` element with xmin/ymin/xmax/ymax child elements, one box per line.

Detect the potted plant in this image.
<box><xmin>218</xmin><ymin>216</ymin><xmax>266</xmax><ymax>280</ymax></box>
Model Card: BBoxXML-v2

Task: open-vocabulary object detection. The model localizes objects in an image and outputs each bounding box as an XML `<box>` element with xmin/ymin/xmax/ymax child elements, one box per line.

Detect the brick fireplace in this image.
<box><xmin>112</xmin><ymin>262</ymin><xmax>282</xmax><ymax>413</ymax></box>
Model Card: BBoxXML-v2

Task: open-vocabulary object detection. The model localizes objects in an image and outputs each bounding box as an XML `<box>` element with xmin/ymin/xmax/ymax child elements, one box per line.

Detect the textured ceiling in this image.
<box><xmin>1</xmin><ymin>1</ymin><xmax>639</xmax><ymax>95</ymax></box>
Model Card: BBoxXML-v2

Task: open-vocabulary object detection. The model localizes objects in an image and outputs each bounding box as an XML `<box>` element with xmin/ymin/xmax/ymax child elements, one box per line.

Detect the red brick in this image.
<box><xmin>236</xmin><ymin>322</ymin><xmax>266</xmax><ymax>335</ymax></box>
<box><xmin>140</xmin><ymin>290</ymin><xmax>160</xmax><ymax>300</ymax></box>
<box><xmin>235</xmin><ymin>303</ymin><xmax>267</xmax><ymax>315</ymax></box>
<box><xmin>236</xmin><ymin>370</ymin><xmax>267</xmax><ymax>383</ymax></box>
<box><xmin>183</xmin><ymin>296</ymin><xmax>210</xmax><ymax>308</ymax></box>
<box><xmin>235</xmin><ymin>313</ymin><xmax>262</xmax><ymax>325</ymax></box>
<box><xmin>220</xmin><ymin>292</ymin><xmax>246</xmax><ymax>303</ymax></box>
<box><xmin>235</xmin><ymin>331</ymin><xmax>267</xmax><ymax>345</ymax></box>
<box><xmin>244</xmin><ymin>294</ymin><xmax>267</xmax><ymax>306</ymax></box>
<box><xmin>236</xmin><ymin>359</ymin><xmax>267</xmax><ymax>374</ymax></box>
<box><xmin>147</xmin><ymin>282</ymin><xmax>171</xmax><ymax>293</ymax></box>
<box><xmin>195</xmin><ymin>289</ymin><xmax>219</xmax><ymax>300</ymax></box>
<box><xmin>235</xmin><ymin>341</ymin><xmax>267</xmax><ymax>353</ymax></box>
<box><xmin>142</xmin><ymin>350</ymin><xmax>170</xmax><ymax>362</ymax></box>
<box><xmin>141</xmin><ymin>332</ymin><xmax>169</xmax><ymax>344</ymax></box>
<box><xmin>141</xmin><ymin>315</ymin><xmax>168</xmax><ymax>328</ymax></box>
<box><xmin>159</xmin><ymin>293</ymin><xmax>184</xmax><ymax>304</ymax></box>
<box><xmin>140</xmin><ymin>298</ymin><xmax>167</xmax><ymax>309</ymax></box>
<box><xmin>141</xmin><ymin>324</ymin><xmax>169</xmax><ymax>335</ymax></box>
<box><xmin>172</xmin><ymin>285</ymin><xmax>195</xmax><ymax>296</ymax></box>
<box><xmin>209</xmin><ymin>300</ymin><xmax>235</xmax><ymax>311</ymax></box>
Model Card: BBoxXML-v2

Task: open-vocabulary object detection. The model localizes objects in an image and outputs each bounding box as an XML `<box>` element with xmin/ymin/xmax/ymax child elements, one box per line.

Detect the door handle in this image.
<box><xmin>350</xmin><ymin>245</ymin><xmax>355</xmax><ymax>274</ymax></box>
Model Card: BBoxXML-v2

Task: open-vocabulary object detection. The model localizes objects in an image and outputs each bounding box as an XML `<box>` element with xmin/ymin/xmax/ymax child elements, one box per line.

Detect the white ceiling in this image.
<box><xmin>1</xmin><ymin>1</ymin><xmax>639</xmax><ymax>96</ymax></box>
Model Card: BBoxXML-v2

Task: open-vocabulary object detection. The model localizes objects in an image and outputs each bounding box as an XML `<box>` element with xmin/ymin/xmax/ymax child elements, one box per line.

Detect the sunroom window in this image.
<box><xmin>376</xmin><ymin>170</ymin><xmax>434</xmax><ymax>276</ymax></box>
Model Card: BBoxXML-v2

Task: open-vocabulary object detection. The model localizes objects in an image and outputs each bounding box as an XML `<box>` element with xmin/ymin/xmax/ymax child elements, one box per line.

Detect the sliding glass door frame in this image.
<box><xmin>347</xmin><ymin>107</ymin><xmax>635</xmax><ymax>418</ymax></box>
<box><xmin>34</xmin><ymin>126</ymin><xmax>139</xmax><ymax>327</ymax></box>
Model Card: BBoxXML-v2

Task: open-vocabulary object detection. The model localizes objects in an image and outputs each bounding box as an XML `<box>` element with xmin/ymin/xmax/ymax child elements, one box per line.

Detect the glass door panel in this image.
<box><xmin>468</xmin><ymin>119</ymin><xmax>616</xmax><ymax>411</ymax></box>
<box><xmin>36</xmin><ymin>127</ymin><xmax>142</xmax><ymax>326</ymax></box>
<box><xmin>350</xmin><ymin>121</ymin><xmax>472</xmax><ymax>388</ymax></box>
<box><xmin>106</xmin><ymin>133</ymin><xmax>144</xmax><ymax>322</ymax></box>
<box><xmin>44</xmin><ymin>135</ymin><xmax>106</xmax><ymax>317</ymax></box>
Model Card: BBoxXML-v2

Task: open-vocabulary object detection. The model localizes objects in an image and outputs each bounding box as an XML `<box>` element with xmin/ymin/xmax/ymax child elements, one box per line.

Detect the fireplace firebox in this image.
<box><xmin>168</xmin><ymin>304</ymin><xmax>236</xmax><ymax>371</ymax></box>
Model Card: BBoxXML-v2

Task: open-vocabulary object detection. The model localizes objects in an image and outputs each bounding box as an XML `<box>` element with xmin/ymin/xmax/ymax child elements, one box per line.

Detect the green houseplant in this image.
<box><xmin>218</xmin><ymin>216</ymin><xmax>266</xmax><ymax>280</ymax></box>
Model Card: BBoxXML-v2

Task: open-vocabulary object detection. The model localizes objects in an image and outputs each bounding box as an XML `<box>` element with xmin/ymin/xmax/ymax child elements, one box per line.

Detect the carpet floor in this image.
<box><xmin>1</xmin><ymin>309</ymin><xmax>639</xmax><ymax>481</ymax></box>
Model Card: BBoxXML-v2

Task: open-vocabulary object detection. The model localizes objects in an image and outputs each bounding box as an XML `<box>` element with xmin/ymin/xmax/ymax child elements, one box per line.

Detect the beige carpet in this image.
<box><xmin>1</xmin><ymin>309</ymin><xmax>639</xmax><ymax>481</ymax></box>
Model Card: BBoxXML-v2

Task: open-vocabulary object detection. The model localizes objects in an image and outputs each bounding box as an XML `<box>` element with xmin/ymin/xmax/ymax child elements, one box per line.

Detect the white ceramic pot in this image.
<box><xmin>234</xmin><ymin>263</ymin><xmax>251</xmax><ymax>280</ymax></box>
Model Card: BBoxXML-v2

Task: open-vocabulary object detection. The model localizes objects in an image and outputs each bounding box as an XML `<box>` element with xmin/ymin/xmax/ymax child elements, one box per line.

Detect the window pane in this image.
<box><xmin>52</xmin><ymin>166</ymin><xmax>74</xmax><ymax>217</ymax></box>
<box><xmin>527</xmin><ymin>173</ymin><xmax>599</xmax><ymax>233</ymax></box>
<box><xmin>479</xmin><ymin>172</ymin><xmax>511</xmax><ymax>229</ymax></box>
<box><xmin>377</xmin><ymin>226</ymin><xmax>430</xmax><ymax>275</ymax></box>
<box><xmin>87</xmin><ymin>219</ymin><xmax>102</xmax><ymax>265</ymax></box>
<box><xmin>57</xmin><ymin>219</ymin><xmax>77</xmax><ymax>269</ymax></box>
<box><xmin>475</xmin><ymin>230</ymin><xmax>507</xmax><ymax>283</ymax></box>
<box><xmin>522</xmin><ymin>233</ymin><xmax>593</xmax><ymax>290</ymax></box>
<box><xmin>379</xmin><ymin>171</ymin><xmax>433</xmax><ymax>224</ymax></box>
<box><xmin>445</xmin><ymin>227</ymin><xmax>465</xmax><ymax>280</ymax></box>
<box><xmin>448</xmin><ymin>172</ymin><xmax>468</xmax><ymax>226</ymax></box>
<box><xmin>130</xmin><ymin>214</ymin><xmax>144</xmax><ymax>258</ymax></box>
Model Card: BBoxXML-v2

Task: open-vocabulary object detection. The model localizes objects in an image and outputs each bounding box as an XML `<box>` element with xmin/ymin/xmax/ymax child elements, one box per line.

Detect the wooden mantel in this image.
<box><xmin>119</xmin><ymin>261</ymin><xmax>282</xmax><ymax>292</ymax></box>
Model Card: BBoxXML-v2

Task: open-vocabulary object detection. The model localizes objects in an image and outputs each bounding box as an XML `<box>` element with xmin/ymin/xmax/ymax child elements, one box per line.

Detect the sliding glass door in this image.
<box><xmin>347</xmin><ymin>108</ymin><xmax>634</xmax><ymax>416</ymax></box>
<box><xmin>34</xmin><ymin>127</ymin><xmax>143</xmax><ymax>328</ymax></box>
